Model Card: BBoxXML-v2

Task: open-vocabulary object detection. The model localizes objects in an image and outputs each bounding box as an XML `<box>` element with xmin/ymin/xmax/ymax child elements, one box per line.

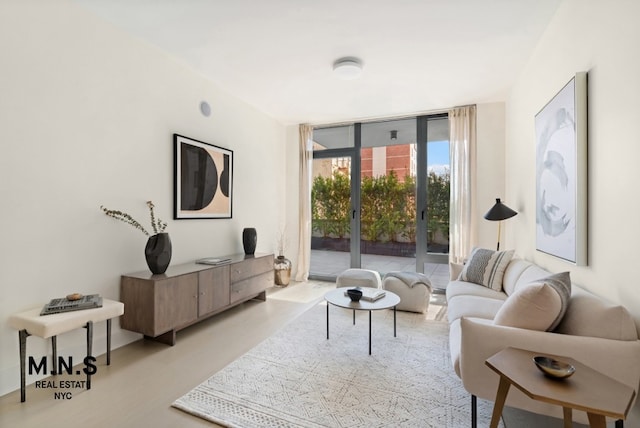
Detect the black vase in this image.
<box><xmin>242</xmin><ymin>228</ymin><xmax>257</xmax><ymax>255</ymax></box>
<box><xmin>145</xmin><ymin>233</ymin><xmax>172</xmax><ymax>274</ymax></box>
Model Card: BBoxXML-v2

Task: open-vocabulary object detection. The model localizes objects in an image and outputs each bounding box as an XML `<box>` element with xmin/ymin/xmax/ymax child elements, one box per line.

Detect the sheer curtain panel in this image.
<box><xmin>449</xmin><ymin>105</ymin><xmax>477</xmax><ymax>265</ymax></box>
<box><xmin>295</xmin><ymin>124</ymin><xmax>313</xmax><ymax>281</ymax></box>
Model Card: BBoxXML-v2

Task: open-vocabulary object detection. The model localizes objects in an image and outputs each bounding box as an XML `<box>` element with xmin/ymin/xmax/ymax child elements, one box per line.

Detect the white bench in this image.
<box><xmin>8</xmin><ymin>299</ymin><xmax>124</xmax><ymax>402</ymax></box>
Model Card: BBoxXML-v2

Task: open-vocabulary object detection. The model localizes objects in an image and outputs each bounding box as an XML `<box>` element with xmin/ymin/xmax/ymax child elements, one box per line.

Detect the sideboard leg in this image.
<box><xmin>146</xmin><ymin>329</ymin><xmax>176</xmax><ymax>346</ymax></box>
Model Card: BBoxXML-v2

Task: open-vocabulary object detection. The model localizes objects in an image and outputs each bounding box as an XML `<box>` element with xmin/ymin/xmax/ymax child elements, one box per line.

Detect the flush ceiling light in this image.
<box><xmin>333</xmin><ymin>57</ymin><xmax>363</xmax><ymax>80</ymax></box>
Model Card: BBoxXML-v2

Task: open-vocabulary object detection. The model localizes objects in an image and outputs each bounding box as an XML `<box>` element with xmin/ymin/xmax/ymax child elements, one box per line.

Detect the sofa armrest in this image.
<box><xmin>458</xmin><ymin>317</ymin><xmax>640</xmax><ymax>420</ymax></box>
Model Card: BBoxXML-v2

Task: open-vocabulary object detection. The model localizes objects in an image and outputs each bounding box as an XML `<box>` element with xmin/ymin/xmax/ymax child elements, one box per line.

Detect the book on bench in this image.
<box><xmin>40</xmin><ymin>294</ymin><xmax>103</xmax><ymax>316</ymax></box>
<box><xmin>344</xmin><ymin>287</ymin><xmax>386</xmax><ymax>302</ymax></box>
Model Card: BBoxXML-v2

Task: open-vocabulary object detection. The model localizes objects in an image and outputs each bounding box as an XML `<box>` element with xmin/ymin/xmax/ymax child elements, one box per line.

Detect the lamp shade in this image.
<box><xmin>484</xmin><ymin>198</ymin><xmax>517</xmax><ymax>221</ymax></box>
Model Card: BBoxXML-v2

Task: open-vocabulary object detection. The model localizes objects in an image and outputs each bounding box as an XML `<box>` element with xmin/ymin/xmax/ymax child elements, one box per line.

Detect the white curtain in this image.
<box><xmin>449</xmin><ymin>105</ymin><xmax>477</xmax><ymax>264</ymax></box>
<box><xmin>295</xmin><ymin>124</ymin><xmax>313</xmax><ymax>281</ymax></box>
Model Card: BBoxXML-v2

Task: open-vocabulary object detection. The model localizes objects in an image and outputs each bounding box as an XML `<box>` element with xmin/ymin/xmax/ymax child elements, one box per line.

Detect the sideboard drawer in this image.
<box><xmin>230</xmin><ymin>271</ymin><xmax>273</xmax><ymax>304</ymax></box>
<box><xmin>230</xmin><ymin>254</ymin><xmax>273</xmax><ymax>283</ymax></box>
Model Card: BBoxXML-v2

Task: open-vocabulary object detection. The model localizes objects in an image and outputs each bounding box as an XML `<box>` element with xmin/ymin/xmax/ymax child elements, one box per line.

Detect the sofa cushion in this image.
<box><xmin>502</xmin><ymin>259</ymin><xmax>535</xmax><ymax>296</ymax></box>
<box><xmin>511</xmin><ymin>264</ymin><xmax>556</xmax><ymax>295</ymax></box>
<box><xmin>555</xmin><ymin>286</ymin><xmax>638</xmax><ymax>340</ymax></box>
<box><xmin>445</xmin><ymin>280</ymin><xmax>509</xmax><ymax>302</ymax></box>
<box><xmin>449</xmin><ymin>262</ymin><xmax>464</xmax><ymax>281</ymax></box>
<box><xmin>493</xmin><ymin>281</ymin><xmax>562</xmax><ymax>331</ymax></box>
<box><xmin>458</xmin><ymin>247</ymin><xmax>514</xmax><ymax>291</ymax></box>
<box><xmin>447</xmin><ymin>294</ymin><xmax>505</xmax><ymax>323</ymax></box>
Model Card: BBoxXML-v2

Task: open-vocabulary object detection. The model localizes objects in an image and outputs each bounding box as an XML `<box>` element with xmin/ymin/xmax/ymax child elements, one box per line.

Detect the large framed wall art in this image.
<box><xmin>174</xmin><ymin>134</ymin><xmax>233</xmax><ymax>219</ymax></box>
<box><xmin>534</xmin><ymin>72</ymin><xmax>587</xmax><ymax>265</ymax></box>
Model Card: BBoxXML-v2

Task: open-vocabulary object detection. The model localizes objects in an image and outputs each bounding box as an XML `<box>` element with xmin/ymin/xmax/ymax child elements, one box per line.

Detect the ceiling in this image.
<box><xmin>74</xmin><ymin>0</ymin><xmax>562</xmax><ymax>125</ymax></box>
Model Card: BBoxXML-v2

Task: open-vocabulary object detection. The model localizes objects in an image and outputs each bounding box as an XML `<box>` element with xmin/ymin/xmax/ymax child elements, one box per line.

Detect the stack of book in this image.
<box><xmin>196</xmin><ymin>257</ymin><xmax>232</xmax><ymax>265</ymax></box>
<box><xmin>40</xmin><ymin>294</ymin><xmax>103</xmax><ymax>316</ymax></box>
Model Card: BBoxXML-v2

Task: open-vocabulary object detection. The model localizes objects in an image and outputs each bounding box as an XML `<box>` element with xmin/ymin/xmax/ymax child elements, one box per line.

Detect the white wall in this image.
<box><xmin>0</xmin><ymin>1</ymin><xmax>286</xmax><ymax>396</ymax></box>
<box><xmin>506</xmin><ymin>1</ymin><xmax>640</xmax><ymax>421</ymax></box>
<box><xmin>476</xmin><ymin>103</ymin><xmax>507</xmax><ymax>250</ymax></box>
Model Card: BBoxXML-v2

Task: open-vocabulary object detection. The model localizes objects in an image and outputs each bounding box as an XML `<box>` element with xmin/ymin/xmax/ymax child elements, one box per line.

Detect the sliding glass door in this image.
<box><xmin>310</xmin><ymin>115</ymin><xmax>449</xmax><ymax>280</ymax></box>
<box><xmin>310</xmin><ymin>125</ymin><xmax>356</xmax><ymax>281</ymax></box>
<box><xmin>417</xmin><ymin>115</ymin><xmax>450</xmax><ymax>271</ymax></box>
<box><xmin>360</xmin><ymin>118</ymin><xmax>417</xmax><ymax>272</ymax></box>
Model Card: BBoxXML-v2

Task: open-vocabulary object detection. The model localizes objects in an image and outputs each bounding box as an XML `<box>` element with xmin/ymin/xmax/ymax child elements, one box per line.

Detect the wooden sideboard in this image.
<box><xmin>120</xmin><ymin>253</ymin><xmax>273</xmax><ymax>345</ymax></box>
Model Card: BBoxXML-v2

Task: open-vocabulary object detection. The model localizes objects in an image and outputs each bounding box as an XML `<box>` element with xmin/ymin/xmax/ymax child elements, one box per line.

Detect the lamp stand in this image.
<box><xmin>484</xmin><ymin>198</ymin><xmax>517</xmax><ymax>252</ymax></box>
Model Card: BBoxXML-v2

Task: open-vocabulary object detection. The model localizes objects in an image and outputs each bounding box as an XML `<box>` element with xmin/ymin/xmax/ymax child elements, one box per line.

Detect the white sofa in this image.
<box><xmin>447</xmin><ymin>257</ymin><xmax>640</xmax><ymax>425</ymax></box>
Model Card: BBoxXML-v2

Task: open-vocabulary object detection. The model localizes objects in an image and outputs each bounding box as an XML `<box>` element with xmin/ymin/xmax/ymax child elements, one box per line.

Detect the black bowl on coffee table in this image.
<box><xmin>346</xmin><ymin>288</ymin><xmax>363</xmax><ymax>302</ymax></box>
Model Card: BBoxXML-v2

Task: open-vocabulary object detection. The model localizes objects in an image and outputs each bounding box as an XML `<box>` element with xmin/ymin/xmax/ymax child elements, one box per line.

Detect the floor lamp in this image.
<box><xmin>484</xmin><ymin>198</ymin><xmax>517</xmax><ymax>251</ymax></box>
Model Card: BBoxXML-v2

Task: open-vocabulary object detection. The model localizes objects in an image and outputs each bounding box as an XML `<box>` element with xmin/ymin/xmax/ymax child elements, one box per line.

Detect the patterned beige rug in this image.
<box><xmin>173</xmin><ymin>299</ymin><xmax>499</xmax><ymax>427</ymax></box>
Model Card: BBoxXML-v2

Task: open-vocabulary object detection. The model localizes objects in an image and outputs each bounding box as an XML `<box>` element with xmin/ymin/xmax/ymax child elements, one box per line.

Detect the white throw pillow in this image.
<box><xmin>494</xmin><ymin>272</ymin><xmax>571</xmax><ymax>331</ymax></box>
<box><xmin>493</xmin><ymin>282</ymin><xmax>561</xmax><ymax>331</ymax></box>
<box><xmin>458</xmin><ymin>247</ymin><xmax>514</xmax><ymax>291</ymax></box>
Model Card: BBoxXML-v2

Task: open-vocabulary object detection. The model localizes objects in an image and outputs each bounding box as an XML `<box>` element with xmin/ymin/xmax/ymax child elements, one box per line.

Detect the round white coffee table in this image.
<box><xmin>324</xmin><ymin>288</ymin><xmax>401</xmax><ymax>355</ymax></box>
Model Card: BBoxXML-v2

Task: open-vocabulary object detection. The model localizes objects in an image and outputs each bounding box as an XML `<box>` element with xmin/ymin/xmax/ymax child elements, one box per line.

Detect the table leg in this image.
<box><xmin>490</xmin><ymin>376</ymin><xmax>511</xmax><ymax>428</ymax></box>
<box><xmin>326</xmin><ymin>303</ymin><xmax>329</xmax><ymax>340</ymax></box>
<box><xmin>107</xmin><ymin>319</ymin><xmax>112</xmax><ymax>365</ymax></box>
<box><xmin>51</xmin><ymin>336</ymin><xmax>57</xmax><ymax>375</ymax></box>
<box><xmin>471</xmin><ymin>395</ymin><xmax>477</xmax><ymax>428</ymax></box>
<box><xmin>85</xmin><ymin>321</ymin><xmax>93</xmax><ymax>390</ymax></box>
<box><xmin>563</xmin><ymin>407</ymin><xmax>572</xmax><ymax>428</ymax></box>
<box><xmin>587</xmin><ymin>413</ymin><xmax>607</xmax><ymax>428</ymax></box>
<box><xmin>19</xmin><ymin>329</ymin><xmax>30</xmax><ymax>403</ymax></box>
<box><xmin>368</xmin><ymin>310</ymin><xmax>372</xmax><ymax>355</ymax></box>
<box><xmin>393</xmin><ymin>306</ymin><xmax>397</xmax><ymax>337</ymax></box>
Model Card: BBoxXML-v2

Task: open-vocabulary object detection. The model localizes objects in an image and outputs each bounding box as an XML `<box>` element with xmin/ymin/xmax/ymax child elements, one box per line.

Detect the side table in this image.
<box><xmin>485</xmin><ymin>347</ymin><xmax>635</xmax><ymax>428</ymax></box>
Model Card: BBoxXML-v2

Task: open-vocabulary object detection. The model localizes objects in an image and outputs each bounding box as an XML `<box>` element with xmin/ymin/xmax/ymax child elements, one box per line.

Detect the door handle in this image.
<box><xmin>352</xmin><ymin>210</ymin><xmax>356</xmax><ymax>220</ymax></box>
<box><xmin>421</xmin><ymin>210</ymin><xmax>425</xmax><ymax>221</ymax></box>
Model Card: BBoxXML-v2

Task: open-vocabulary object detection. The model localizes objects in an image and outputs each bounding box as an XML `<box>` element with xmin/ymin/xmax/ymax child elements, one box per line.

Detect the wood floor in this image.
<box><xmin>0</xmin><ymin>280</ymin><xmax>580</xmax><ymax>428</ymax></box>
<box><xmin>0</xmin><ymin>281</ymin><xmax>335</xmax><ymax>428</ymax></box>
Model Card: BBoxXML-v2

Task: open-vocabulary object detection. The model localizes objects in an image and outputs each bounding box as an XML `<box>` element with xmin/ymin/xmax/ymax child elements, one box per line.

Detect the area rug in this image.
<box><xmin>172</xmin><ymin>301</ymin><xmax>500</xmax><ymax>427</ymax></box>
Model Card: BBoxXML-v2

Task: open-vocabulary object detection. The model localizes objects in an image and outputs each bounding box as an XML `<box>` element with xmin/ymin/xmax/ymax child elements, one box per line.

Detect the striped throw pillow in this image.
<box><xmin>541</xmin><ymin>272</ymin><xmax>571</xmax><ymax>330</ymax></box>
<box><xmin>458</xmin><ymin>247</ymin><xmax>514</xmax><ymax>291</ymax></box>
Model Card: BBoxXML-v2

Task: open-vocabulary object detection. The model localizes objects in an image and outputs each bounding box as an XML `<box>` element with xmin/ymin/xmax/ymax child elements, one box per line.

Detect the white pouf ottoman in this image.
<box><xmin>382</xmin><ymin>272</ymin><xmax>432</xmax><ymax>313</ymax></box>
<box><xmin>336</xmin><ymin>268</ymin><xmax>382</xmax><ymax>289</ymax></box>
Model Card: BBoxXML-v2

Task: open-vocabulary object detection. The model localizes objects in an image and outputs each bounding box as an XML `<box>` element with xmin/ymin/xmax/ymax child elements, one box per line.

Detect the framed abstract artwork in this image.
<box><xmin>534</xmin><ymin>72</ymin><xmax>587</xmax><ymax>265</ymax></box>
<box><xmin>173</xmin><ymin>134</ymin><xmax>233</xmax><ymax>219</ymax></box>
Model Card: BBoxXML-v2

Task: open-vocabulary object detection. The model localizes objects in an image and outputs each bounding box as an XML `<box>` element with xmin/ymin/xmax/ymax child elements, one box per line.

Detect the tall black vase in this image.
<box><xmin>145</xmin><ymin>232</ymin><xmax>172</xmax><ymax>274</ymax></box>
<box><xmin>242</xmin><ymin>228</ymin><xmax>257</xmax><ymax>255</ymax></box>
